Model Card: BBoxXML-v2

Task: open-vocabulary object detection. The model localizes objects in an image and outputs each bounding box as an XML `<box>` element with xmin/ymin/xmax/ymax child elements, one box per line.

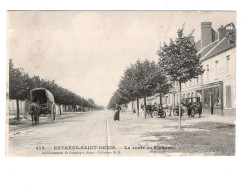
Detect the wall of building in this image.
<box><xmin>9</xmin><ymin>99</ymin><xmax>28</xmax><ymax>115</ymax></box>
<box><xmin>202</xmin><ymin>48</ymin><xmax>236</xmax><ymax>115</ymax></box>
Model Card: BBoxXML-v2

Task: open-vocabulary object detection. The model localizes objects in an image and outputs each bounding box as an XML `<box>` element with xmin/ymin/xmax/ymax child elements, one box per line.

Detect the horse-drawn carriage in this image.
<box><xmin>182</xmin><ymin>97</ymin><xmax>202</xmax><ymax>117</ymax></box>
<box><xmin>29</xmin><ymin>88</ymin><xmax>56</xmax><ymax>125</ymax></box>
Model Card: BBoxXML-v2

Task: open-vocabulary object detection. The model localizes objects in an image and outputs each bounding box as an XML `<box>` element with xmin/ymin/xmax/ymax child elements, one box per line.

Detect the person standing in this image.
<box><xmin>114</xmin><ymin>104</ymin><xmax>121</xmax><ymax>121</ymax></box>
<box><xmin>167</xmin><ymin>103</ymin><xmax>172</xmax><ymax>116</ymax></box>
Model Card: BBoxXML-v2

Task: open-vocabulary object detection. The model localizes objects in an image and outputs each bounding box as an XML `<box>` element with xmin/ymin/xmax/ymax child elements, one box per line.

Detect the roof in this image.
<box><xmin>201</xmin><ymin>37</ymin><xmax>236</xmax><ymax>61</ymax></box>
<box><xmin>30</xmin><ymin>88</ymin><xmax>55</xmax><ymax>102</ymax></box>
<box><xmin>198</xmin><ymin>40</ymin><xmax>218</xmax><ymax>60</ymax></box>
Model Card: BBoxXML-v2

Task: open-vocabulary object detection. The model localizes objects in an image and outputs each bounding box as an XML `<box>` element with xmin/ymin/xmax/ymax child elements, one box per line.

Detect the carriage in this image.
<box><xmin>145</xmin><ymin>105</ymin><xmax>166</xmax><ymax>118</ymax></box>
<box><xmin>30</xmin><ymin>88</ymin><xmax>56</xmax><ymax>123</ymax></box>
<box><xmin>182</xmin><ymin>97</ymin><xmax>202</xmax><ymax>117</ymax></box>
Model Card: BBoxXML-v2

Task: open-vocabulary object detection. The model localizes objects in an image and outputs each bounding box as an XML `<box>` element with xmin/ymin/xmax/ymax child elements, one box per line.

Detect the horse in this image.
<box><xmin>29</xmin><ymin>104</ymin><xmax>40</xmax><ymax>125</ymax></box>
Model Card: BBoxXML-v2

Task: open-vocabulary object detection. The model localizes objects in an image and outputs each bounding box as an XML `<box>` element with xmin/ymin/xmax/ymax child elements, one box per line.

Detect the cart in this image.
<box><xmin>30</xmin><ymin>88</ymin><xmax>56</xmax><ymax>122</ymax></box>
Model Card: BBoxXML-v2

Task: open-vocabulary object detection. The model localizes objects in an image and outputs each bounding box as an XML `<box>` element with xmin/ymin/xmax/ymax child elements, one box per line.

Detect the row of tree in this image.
<box><xmin>107</xmin><ymin>59</ymin><xmax>171</xmax><ymax>119</ymax></box>
<box><xmin>107</xmin><ymin>27</ymin><xmax>204</xmax><ymax>130</ymax></box>
<box><xmin>9</xmin><ymin>59</ymin><xmax>104</xmax><ymax>121</ymax></box>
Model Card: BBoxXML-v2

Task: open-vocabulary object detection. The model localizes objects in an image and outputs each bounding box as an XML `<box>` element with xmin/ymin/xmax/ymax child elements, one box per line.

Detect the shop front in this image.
<box><xmin>201</xmin><ymin>81</ymin><xmax>223</xmax><ymax>115</ymax></box>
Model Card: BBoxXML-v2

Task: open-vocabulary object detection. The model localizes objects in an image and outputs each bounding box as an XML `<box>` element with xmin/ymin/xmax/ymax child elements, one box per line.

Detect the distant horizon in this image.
<box><xmin>7</xmin><ymin>11</ymin><xmax>236</xmax><ymax>107</ymax></box>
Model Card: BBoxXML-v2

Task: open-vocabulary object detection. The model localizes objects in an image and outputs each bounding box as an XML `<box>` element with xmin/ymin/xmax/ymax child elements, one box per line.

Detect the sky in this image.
<box><xmin>7</xmin><ymin>11</ymin><xmax>236</xmax><ymax>107</ymax></box>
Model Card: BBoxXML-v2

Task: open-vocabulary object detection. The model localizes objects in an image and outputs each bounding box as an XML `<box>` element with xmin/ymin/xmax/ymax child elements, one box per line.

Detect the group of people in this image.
<box><xmin>113</xmin><ymin>100</ymin><xmax>201</xmax><ymax>121</ymax></box>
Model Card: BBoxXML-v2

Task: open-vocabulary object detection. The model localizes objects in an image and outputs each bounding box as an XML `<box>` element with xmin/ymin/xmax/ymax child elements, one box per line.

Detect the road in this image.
<box><xmin>8</xmin><ymin>110</ymin><xmax>155</xmax><ymax>156</ymax></box>
<box><xmin>8</xmin><ymin>111</ymin><xmax>109</xmax><ymax>156</ymax></box>
<box><xmin>7</xmin><ymin>110</ymin><xmax>235</xmax><ymax>156</ymax></box>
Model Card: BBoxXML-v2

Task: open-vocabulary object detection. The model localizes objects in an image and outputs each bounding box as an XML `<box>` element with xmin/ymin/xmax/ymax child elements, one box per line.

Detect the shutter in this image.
<box><xmin>226</xmin><ymin>85</ymin><xmax>232</xmax><ymax>108</ymax></box>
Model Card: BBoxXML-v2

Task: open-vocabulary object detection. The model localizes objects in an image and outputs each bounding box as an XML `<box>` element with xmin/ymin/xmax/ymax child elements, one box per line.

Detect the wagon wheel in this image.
<box><xmin>152</xmin><ymin>111</ymin><xmax>158</xmax><ymax>118</ymax></box>
<box><xmin>51</xmin><ymin>104</ymin><xmax>56</xmax><ymax>123</ymax></box>
<box><xmin>160</xmin><ymin>110</ymin><xmax>166</xmax><ymax>118</ymax></box>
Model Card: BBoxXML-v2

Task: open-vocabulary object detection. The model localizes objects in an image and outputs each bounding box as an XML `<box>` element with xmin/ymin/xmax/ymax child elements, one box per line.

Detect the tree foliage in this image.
<box><xmin>9</xmin><ymin>59</ymin><xmax>103</xmax><ymax>111</ymax></box>
<box><xmin>157</xmin><ymin>27</ymin><xmax>203</xmax><ymax>129</ymax></box>
<box><xmin>107</xmin><ymin>59</ymin><xmax>171</xmax><ymax>113</ymax></box>
<box><xmin>157</xmin><ymin>28</ymin><xmax>204</xmax><ymax>83</ymax></box>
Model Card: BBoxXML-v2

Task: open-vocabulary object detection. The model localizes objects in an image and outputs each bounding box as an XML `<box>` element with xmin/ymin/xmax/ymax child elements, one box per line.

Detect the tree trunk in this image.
<box><xmin>178</xmin><ymin>81</ymin><xmax>182</xmax><ymax>130</ymax></box>
<box><xmin>132</xmin><ymin>101</ymin><xmax>134</xmax><ymax>114</ymax></box>
<box><xmin>144</xmin><ymin>96</ymin><xmax>147</xmax><ymax>119</ymax></box>
<box><xmin>16</xmin><ymin>99</ymin><xmax>20</xmax><ymax>121</ymax></box>
<box><xmin>159</xmin><ymin>92</ymin><xmax>162</xmax><ymax>109</ymax></box>
<box><xmin>136</xmin><ymin>98</ymin><xmax>139</xmax><ymax>117</ymax></box>
<box><xmin>60</xmin><ymin>105</ymin><xmax>62</xmax><ymax>115</ymax></box>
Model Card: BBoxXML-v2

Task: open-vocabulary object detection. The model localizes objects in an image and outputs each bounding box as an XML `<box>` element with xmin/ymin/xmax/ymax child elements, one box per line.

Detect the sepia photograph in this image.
<box><xmin>6</xmin><ymin>11</ymin><xmax>236</xmax><ymax>157</ymax></box>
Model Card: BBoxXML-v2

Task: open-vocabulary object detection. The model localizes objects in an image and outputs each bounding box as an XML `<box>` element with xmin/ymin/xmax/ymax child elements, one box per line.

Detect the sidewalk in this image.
<box><xmin>109</xmin><ymin>111</ymin><xmax>235</xmax><ymax>156</ymax></box>
<box><xmin>122</xmin><ymin>110</ymin><xmax>235</xmax><ymax>125</ymax></box>
<box><xmin>8</xmin><ymin>112</ymin><xmax>89</xmax><ymax>131</ymax></box>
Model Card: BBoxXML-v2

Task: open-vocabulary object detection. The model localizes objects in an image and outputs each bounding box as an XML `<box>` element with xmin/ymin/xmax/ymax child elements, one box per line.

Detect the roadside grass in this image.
<box><xmin>142</xmin><ymin>122</ymin><xmax>235</xmax><ymax>156</ymax></box>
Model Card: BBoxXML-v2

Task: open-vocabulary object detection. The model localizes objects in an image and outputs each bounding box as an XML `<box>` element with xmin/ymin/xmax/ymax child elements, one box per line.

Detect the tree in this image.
<box><xmin>9</xmin><ymin>59</ymin><xmax>103</xmax><ymax>118</ymax></box>
<box><xmin>151</xmin><ymin>65</ymin><xmax>172</xmax><ymax>109</ymax></box>
<box><xmin>132</xmin><ymin>59</ymin><xmax>168</xmax><ymax>119</ymax></box>
<box><xmin>224</xmin><ymin>23</ymin><xmax>236</xmax><ymax>44</ymax></box>
<box><xmin>157</xmin><ymin>27</ymin><xmax>204</xmax><ymax>130</ymax></box>
<box><xmin>117</xmin><ymin>65</ymin><xmax>141</xmax><ymax>115</ymax></box>
<box><xmin>110</xmin><ymin>60</ymin><xmax>170</xmax><ymax>118</ymax></box>
<box><xmin>9</xmin><ymin>59</ymin><xmax>32</xmax><ymax>120</ymax></box>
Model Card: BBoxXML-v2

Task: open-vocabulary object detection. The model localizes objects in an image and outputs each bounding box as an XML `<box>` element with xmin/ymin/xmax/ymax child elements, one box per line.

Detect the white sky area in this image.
<box><xmin>7</xmin><ymin>11</ymin><xmax>236</xmax><ymax>106</ymax></box>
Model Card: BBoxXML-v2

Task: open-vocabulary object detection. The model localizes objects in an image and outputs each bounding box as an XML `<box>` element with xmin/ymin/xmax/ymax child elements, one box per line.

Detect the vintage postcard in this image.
<box><xmin>6</xmin><ymin>11</ymin><xmax>236</xmax><ymax>156</ymax></box>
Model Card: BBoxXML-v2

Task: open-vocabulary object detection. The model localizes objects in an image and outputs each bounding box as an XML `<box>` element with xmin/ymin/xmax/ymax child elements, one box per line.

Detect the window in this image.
<box><xmin>214</xmin><ymin>87</ymin><xmax>220</xmax><ymax>107</ymax></box>
<box><xmin>226</xmin><ymin>55</ymin><xmax>231</xmax><ymax>75</ymax></box>
<box><xmin>193</xmin><ymin>78</ymin><xmax>196</xmax><ymax>85</ymax></box>
<box><xmin>215</xmin><ymin>61</ymin><xmax>219</xmax><ymax>78</ymax></box>
<box><xmin>203</xmin><ymin>89</ymin><xmax>210</xmax><ymax>107</ymax></box>
<box><xmin>206</xmin><ymin>65</ymin><xmax>209</xmax><ymax>80</ymax></box>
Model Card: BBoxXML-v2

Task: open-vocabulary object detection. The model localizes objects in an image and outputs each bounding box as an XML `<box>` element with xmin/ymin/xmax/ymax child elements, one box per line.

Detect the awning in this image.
<box><xmin>200</xmin><ymin>81</ymin><xmax>223</xmax><ymax>90</ymax></box>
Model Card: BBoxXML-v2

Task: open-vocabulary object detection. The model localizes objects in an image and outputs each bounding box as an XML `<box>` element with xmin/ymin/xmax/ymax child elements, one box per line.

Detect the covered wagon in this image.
<box><xmin>30</xmin><ymin>88</ymin><xmax>56</xmax><ymax>122</ymax></box>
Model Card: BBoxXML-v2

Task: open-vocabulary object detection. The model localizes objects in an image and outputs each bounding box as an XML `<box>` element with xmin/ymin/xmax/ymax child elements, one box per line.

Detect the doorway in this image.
<box><xmin>210</xmin><ymin>94</ymin><xmax>214</xmax><ymax>115</ymax></box>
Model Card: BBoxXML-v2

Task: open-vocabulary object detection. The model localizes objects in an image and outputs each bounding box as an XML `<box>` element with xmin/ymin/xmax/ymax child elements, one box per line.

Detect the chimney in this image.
<box><xmin>189</xmin><ymin>36</ymin><xmax>195</xmax><ymax>45</ymax></box>
<box><xmin>201</xmin><ymin>22</ymin><xmax>213</xmax><ymax>48</ymax></box>
<box><xmin>218</xmin><ymin>26</ymin><xmax>227</xmax><ymax>41</ymax></box>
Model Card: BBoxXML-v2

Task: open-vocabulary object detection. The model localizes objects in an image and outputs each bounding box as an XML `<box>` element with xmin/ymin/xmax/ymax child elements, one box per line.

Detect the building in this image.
<box><xmin>9</xmin><ymin>99</ymin><xmax>27</xmax><ymax>115</ymax></box>
<box><xmin>200</xmin><ymin>24</ymin><xmax>236</xmax><ymax>115</ymax></box>
<box><xmin>162</xmin><ymin>22</ymin><xmax>236</xmax><ymax>116</ymax></box>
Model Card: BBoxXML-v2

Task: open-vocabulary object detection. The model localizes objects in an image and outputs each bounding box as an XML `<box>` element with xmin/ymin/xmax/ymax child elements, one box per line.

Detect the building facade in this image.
<box><xmin>161</xmin><ymin>22</ymin><xmax>236</xmax><ymax>116</ymax></box>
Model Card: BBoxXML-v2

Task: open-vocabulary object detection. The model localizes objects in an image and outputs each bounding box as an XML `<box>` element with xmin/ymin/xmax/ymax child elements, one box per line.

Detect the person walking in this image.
<box><xmin>114</xmin><ymin>104</ymin><xmax>121</xmax><ymax>121</ymax></box>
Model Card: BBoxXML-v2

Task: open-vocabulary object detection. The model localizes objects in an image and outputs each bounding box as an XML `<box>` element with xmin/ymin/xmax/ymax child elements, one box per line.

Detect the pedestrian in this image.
<box><xmin>167</xmin><ymin>103</ymin><xmax>172</xmax><ymax>116</ymax></box>
<box><xmin>133</xmin><ymin>108</ymin><xmax>136</xmax><ymax>113</ymax></box>
<box><xmin>186</xmin><ymin>102</ymin><xmax>192</xmax><ymax>117</ymax></box>
<box><xmin>114</xmin><ymin>104</ymin><xmax>121</xmax><ymax>121</ymax></box>
<box><xmin>141</xmin><ymin>104</ymin><xmax>144</xmax><ymax>117</ymax></box>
